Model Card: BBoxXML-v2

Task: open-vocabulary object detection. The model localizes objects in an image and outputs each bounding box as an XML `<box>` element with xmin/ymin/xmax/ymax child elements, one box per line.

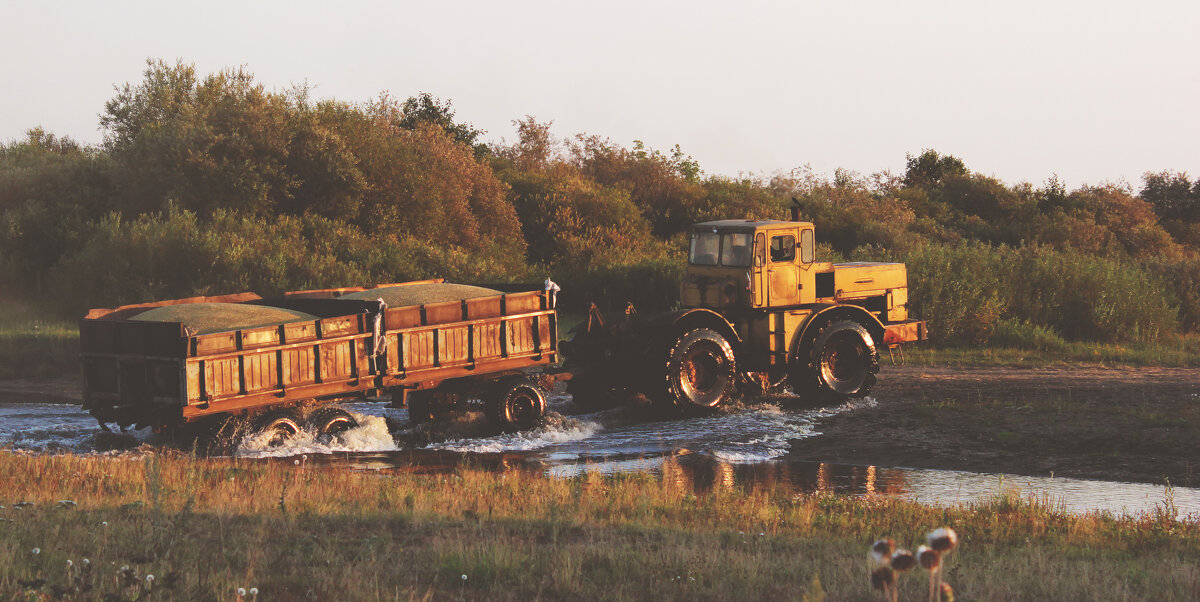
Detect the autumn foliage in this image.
<box><xmin>2</xmin><ymin>60</ymin><xmax>1199</xmax><ymax>348</ymax></box>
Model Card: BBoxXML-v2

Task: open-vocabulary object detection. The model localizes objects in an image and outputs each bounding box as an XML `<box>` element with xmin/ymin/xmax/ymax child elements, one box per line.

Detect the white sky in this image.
<box><xmin>2</xmin><ymin>0</ymin><xmax>1197</xmax><ymax>188</ymax></box>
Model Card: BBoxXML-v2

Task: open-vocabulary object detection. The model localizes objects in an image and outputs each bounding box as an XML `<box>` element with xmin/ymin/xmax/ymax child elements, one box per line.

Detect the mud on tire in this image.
<box><xmin>794</xmin><ymin>319</ymin><xmax>879</xmax><ymax>402</ymax></box>
<box><xmin>663</xmin><ymin>328</ymin><xmax>737</xmax><ymax>412</ymax></box>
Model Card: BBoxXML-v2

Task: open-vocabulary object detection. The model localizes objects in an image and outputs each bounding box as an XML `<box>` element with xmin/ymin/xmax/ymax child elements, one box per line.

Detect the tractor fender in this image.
<box><xmin>649</xmin><ymin>308</ymin><xmax>742</xmax><ymax>348</ymax></box>
<box><xmin>794</xmin><ymin>304</ymin><xmax>886</xmax><ymax>356</ymax></box>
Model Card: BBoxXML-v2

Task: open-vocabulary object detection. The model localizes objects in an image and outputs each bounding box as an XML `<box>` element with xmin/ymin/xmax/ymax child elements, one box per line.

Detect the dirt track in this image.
<box><xmin>786</xmin><ymin>365</ymin><xmax>1200</xmax><ymax>487</ymax></box>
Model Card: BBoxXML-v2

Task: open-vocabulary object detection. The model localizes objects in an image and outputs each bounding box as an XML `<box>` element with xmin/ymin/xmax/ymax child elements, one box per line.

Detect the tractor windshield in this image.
<box><xmin>690</xmin><ymin>231</ymin><xmax>720</xmax><ymax>265</ymax></box>
<box><xmin>720</xmin><ymin>232</ymin><xmax>753</xmax><ymax>266</ymax></box>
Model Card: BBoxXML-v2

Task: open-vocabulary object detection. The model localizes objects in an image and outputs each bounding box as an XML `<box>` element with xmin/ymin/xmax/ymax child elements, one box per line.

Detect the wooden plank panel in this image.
<box><xmin>241</xmin><ymin>327</ymin><xmax>280</xmax><ymax>349</ymax></box>
<box><xmin>319</xmin><ymin>342</ymin><xmax>351</xmax><ymax>381</ymax></box>
<box><xmin>508</xmin><ymin>318</ymin><xmax>534</xmax><ymax>355</ymax></box>
<box><xmin>438</xmin><ymin>326</ymin><xmax>470</xmax><ymax>364</ymax></box>
<box><xmin>474</xmin><ymin>322</ymin><xmax>502</xmax><ymax>360</ymax></box>
<box><xmin>403</xmin><ymin>331</ymin><xmax>436</xmax><ymax>369</ymax></box>
<box><xmin>281</xmin><ymin>347</ymin><xmax>314</xmax><ymax>386</ymax></box>
<box><xmin>243</xmin><ymin>351</ymin><xmax>278</xmax><ymax>393</ymax></box>
<box><xmin>207</xmin><ymin>357</ymin><xmax>240</xmax><ymax>398</ymax></box>
<box><xmin>186</xmin><ymin>362</ymin><xmax>201</xmax><ymax>401</ymax></box>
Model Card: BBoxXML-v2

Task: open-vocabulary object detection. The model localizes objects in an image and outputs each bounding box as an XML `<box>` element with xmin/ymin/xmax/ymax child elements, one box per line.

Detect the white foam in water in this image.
<box><xmin>0</xmin><ymin>402</ymin><xmax>153</xmax><ymax>453</ymax></box>
<box><xmin>235</xmin><ymin>411</ymin><xmax>398</xmax><ymax>458</ymax></box>
<box><xmin>427</xmin><ymin>413</ymin><xmax>603</xmax><ymax>453</ymax></box>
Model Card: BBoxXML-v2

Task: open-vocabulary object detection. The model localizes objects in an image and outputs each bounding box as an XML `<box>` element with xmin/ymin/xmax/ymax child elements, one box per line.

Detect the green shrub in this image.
<box><xmin>988</xmin><ymin>318</ymin><xmax>1069</xmax><ymax>351</ymax></box>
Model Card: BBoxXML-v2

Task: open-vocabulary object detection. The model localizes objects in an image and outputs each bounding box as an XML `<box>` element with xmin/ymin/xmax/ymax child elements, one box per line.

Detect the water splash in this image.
<box><xmin>427</xmin><ymin>412</ymin><xmax>603</xmax><ymax>453</ymax></box>
<box><xmin>236</xmin><ymin>411</ymin><xmax>398</xmax><ymax>458</ymax></box>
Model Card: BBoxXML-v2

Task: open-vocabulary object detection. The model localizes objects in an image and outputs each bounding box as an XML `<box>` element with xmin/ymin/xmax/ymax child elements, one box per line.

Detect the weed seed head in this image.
<box><xmin>31</xmin><ymin>547</ymin><xmax>40</xmax><ymax>555</ymax></box>
<box><xmin>250</xmin><ymin>587</ymin><xmax>259</xmax><ymax>596</ymax></box>
<box><xmin>238</xmin><ymin>587</ymin><xmax>247</xmax><ymax>597</ymax></box>
<box><xmin>917</xmin><ymin>545</ymin><xmax>940</xmax><ymax>570</ymax></box>
<box><xmin>870</xmin><ymin>538</ymin><xmax>895</xmax><ymax>565</ymax></box>
<box><xmin>891</xmin><ymin>549</ymin><xmax>917</xmax><ymax>572</ymax></box>
<box><xmin>927</xmin><ymin>527</ymin><xmax>958</xmax><ymax>552</ymax></box>
<box><xmin>461</xmin><ymin>574</ymin><xmax>468</xmax><ymax>581</ymax></box>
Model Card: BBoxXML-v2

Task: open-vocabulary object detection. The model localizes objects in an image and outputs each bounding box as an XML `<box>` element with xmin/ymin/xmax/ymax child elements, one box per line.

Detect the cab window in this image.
<box><xmin>721</xmin><ymin>232</ymin><xmax>753</xmax><ymax>266</ymax></box>
<box><xmin>770</xmin><ymin>235</ymin><xmax>795</xmax><ymax>263</ymax></box>
<box><xmin>689</xmin><ymin>231</ymin><xmax>720</xmax><ymax>265</ymax></box>
<box><xmin>800</xmin><ymin>229</ymin><xmax>814</xmax><ymax>264</ymax></box>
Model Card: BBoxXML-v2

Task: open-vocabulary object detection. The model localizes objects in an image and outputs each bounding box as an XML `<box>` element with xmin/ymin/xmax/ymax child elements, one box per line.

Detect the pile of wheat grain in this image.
<box><xmin>130</xmin><ymin>303</ymin><xmax>318</xmax><ymax>335</ymax></box>
<box><xmin>339</xmin><ymin>283</ymin><xmax>501</xmax><ymax>307</ymax></box>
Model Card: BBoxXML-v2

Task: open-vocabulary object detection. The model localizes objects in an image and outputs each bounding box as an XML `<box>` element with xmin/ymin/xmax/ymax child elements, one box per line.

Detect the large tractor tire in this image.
<box><xmin>488</xmin><ymin>377</ymin><xmax>547</xmax><ymax>431</ymax></box>
<box><xmin>663</xmin><ymin>328</ymin><xmax>738</xmax><ymax>412</ymax></box>
<box><xmin>795</xmin><ymin>319</ymin><xmax>879</xmax><ymax>402</ymax></box>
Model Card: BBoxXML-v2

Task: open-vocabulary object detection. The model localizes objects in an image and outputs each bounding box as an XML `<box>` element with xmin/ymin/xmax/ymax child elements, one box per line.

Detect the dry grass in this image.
<box><xmin>1</xmin><ymin>452</ymin><xmax>1198</xmax><ymax>600</ymax></box>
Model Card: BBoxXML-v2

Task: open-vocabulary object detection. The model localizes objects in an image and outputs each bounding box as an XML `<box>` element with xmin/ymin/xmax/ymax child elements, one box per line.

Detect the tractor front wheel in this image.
<box><xmin>802</xmin><ymin>319</ymin><xmax>879</xmax><ymax>401</ymax></box>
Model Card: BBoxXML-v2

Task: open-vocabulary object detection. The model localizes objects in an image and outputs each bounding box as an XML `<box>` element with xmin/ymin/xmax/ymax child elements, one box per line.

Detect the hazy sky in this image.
<box><xmin>3</xmin><ymin>0</ymin><xmax>1197</xmax><ymax>188</ymax></box>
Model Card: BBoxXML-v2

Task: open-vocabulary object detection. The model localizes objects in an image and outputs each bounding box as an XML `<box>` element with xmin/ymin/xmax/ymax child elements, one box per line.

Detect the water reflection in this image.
<box><xmin>289</xmin><ymin>449</ymin><xmax>1199</xmax><ymax>520</ymax></box>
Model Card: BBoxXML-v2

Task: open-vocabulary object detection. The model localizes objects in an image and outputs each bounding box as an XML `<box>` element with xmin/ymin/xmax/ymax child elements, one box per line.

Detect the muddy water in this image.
<box><xmin>2</xmin><ymin>396</ymin><xmax>1197</xmax><ymax>519</ymax></box>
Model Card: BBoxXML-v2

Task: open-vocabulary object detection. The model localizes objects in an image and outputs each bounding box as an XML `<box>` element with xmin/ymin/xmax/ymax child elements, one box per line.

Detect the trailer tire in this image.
<box><xmin>308</xmin><ymin>407</ymin><xmax>358</xmax><ymax>442</ymax></box>
<box><xmin>664</xmin><ymin>328</ymin><xmax>737</xmax><ymax>411</ymax></box>
<box><xmin>802</xmin><ymin>319</ymin><xmax>878</xmax><ymax>401</ymax></box>
<box><xmin>489</xmin><ymin>377</ymin><xmax>546</xmax><ymax>431</ymax></box>
<box><xmin>251</xmin><ymin>409</ymin><xmax>302</xmax><ymax>448</ymax></box>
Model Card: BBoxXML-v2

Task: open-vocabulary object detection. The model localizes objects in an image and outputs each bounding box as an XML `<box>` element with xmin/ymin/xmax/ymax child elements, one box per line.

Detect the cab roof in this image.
<box><xmin>692</xmin><ymin>219</ymin><xmax>813</xmax><ymax>231</ymax></box>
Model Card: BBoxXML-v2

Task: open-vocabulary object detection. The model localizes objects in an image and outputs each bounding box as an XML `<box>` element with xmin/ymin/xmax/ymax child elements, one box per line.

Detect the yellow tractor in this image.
<box><xmin>564</xmin><ymin>211</ymin><xmax>926</xmax><ymax>411</ymax></box>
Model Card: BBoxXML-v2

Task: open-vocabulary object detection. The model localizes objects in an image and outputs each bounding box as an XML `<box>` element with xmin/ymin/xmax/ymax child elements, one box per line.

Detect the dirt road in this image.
<box><xmin>787</xmin><ymin>365</ymin><xmax>1200</xmax><ymax>487</ymax></box>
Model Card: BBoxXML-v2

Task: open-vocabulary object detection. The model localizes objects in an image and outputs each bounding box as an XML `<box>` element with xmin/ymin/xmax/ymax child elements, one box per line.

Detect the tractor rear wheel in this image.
<box><xmin>663</xmin><ymin>328</ymin><xmax>737</xmax><ymax>412</ymax></box>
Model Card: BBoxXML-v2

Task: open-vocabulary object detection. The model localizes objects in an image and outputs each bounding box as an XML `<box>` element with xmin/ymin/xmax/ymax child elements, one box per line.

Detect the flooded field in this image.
<box><xmin>2</xmin><ymin>390</ymin><xmax>1197</xmax><ymax>519</ymax></box>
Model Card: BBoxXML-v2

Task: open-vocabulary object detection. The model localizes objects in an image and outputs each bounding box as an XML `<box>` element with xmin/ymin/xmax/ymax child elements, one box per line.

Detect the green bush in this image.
<box><xmin>988</xmin><ymin>317</ymin><xmax>1069</xmax><ymax>352</ymax></box>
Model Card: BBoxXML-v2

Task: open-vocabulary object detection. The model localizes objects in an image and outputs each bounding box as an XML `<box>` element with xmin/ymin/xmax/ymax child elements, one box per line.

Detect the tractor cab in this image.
<box><xmin>682</xmin><ymin>219</ymin><xmax>828</xmax><ymax>310</ymax></box>
<box><xmin>682</xmin><ymin>219</ymin><xmax>911</xmax><ymax>323</ymax></box>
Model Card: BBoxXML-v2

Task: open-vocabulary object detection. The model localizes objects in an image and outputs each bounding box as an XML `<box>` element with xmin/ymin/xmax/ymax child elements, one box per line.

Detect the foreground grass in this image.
<box><xmin>1</xmin><ymin>453</ymin><xmax>1197</xmax><ymax>600</ymax></box>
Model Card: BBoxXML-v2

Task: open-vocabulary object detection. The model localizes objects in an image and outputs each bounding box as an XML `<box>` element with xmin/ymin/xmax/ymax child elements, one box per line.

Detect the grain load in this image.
<box><xmin>130</xmin><ymin>303</ymin><xmax>317</xmax><ymax>335</ymax></box>
<box><xmin>340</xmin><ymin>283</ymin><xmax>502</xmax><ymax>307</ymax></box>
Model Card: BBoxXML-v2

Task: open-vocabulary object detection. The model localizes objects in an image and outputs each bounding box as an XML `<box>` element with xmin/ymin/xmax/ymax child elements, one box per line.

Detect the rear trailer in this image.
<box><xmin>79</xmin><ymin>281</ymin><xmax>558</xmax><ymax>434</ymax></box>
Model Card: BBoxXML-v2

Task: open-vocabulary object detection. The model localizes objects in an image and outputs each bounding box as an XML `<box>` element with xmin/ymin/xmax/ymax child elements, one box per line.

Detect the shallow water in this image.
<box><xmin>2</xmin><ymin>397</ymin><xmax>1197</xmax><ymax>520</ymax></box>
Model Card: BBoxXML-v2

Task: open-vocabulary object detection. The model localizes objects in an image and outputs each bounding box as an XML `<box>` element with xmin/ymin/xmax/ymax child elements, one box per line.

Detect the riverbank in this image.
<box><xmin>1</xmin><ymin>452</ymin><xmax>1197</xmax><ymax>600</ymax></box>
<box><xmin>787</xmin><ymin>365</ymin><xmax>1200</xmax><ymax>488</ymax></box>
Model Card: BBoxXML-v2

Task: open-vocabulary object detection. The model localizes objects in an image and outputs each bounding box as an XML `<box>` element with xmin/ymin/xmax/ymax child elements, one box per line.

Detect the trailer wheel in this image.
<box><xmin>251</xmin><ymin>409</ymin><xmax>302</xmax><ymax>448</ymax></box>
<box><xmin>805</xmin><ymin>320</ymin><xmax>879</xmax><ymax>400</ymax></box>
<box><xmin>308</xmin><ymin>407</ymin><xmax>358</xmax><ymax>442</ymax></box>
<box><xmin>664</xmin><ymin>328</ymin><xmax>737</xmax><ymax>411</ymax></box>
<box><xmin>489</xmin><ymin>377</ymin><xmax>546</xmax><ymax>431</ymax></box>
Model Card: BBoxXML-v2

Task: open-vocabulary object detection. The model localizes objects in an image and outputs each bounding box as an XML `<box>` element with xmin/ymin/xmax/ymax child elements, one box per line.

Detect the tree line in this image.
<box><xmin>2</xmin><ymin>59</ymin><xmax>1198</xmax><ymax>347</ymax></box>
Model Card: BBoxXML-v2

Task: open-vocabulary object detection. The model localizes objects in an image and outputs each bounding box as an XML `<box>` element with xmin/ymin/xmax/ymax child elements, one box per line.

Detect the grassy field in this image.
<box><xmin>1</xmin><ymin>452</ymin><xmax>1197</xmax><ymax>601</ymax></box>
